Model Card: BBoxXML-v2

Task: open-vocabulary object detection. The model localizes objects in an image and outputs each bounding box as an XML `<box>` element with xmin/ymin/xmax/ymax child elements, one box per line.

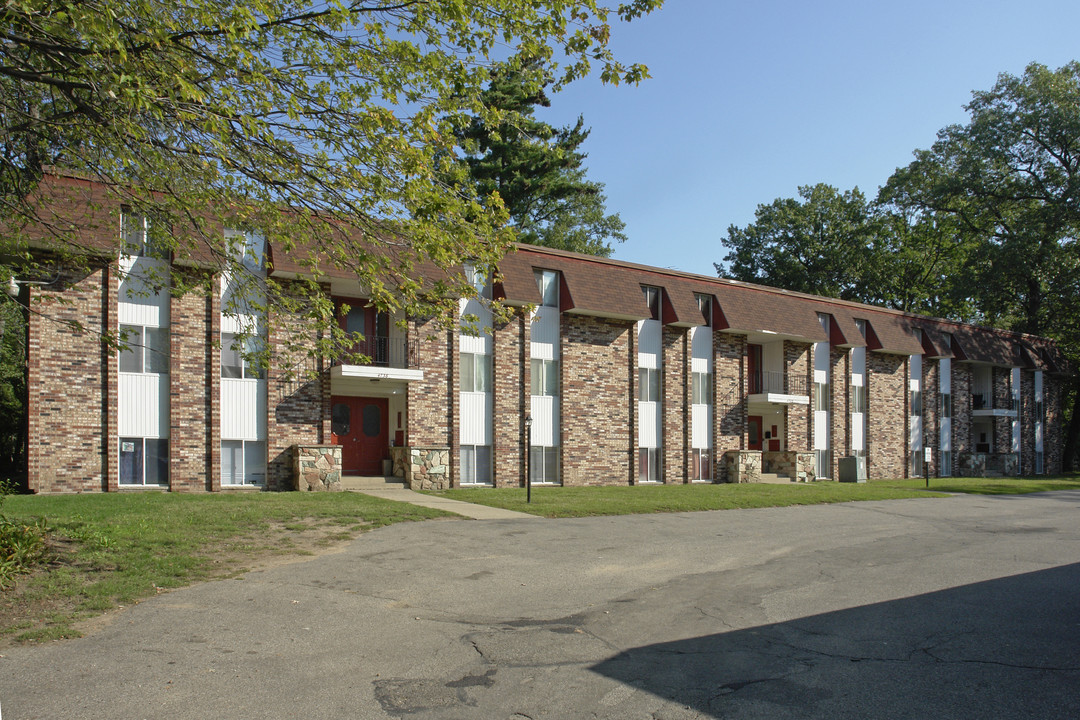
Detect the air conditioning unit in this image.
<box><xmin>838</xmin><ymin>456</ymin><xmax>867</xmax><ymax>483</ymax></box>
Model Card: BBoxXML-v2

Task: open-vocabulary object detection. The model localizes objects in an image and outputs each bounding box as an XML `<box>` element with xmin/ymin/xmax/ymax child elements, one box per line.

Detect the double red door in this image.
<box><xmin>331</xmin><ymin>396</ymin><xmax>389</xmax><ymax>475</ymax></box>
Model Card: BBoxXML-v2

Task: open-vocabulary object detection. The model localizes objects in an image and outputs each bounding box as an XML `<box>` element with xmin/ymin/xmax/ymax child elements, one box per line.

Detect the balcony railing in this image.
<box><xmin>749</xmin><ymin>371</ymin><xmax>807</xmax><ymax>396</ymax></box>
<box><xmin>334</xmin><ymin>336</ymin><xmax>418</xmax><ymax>370</ymax></box>
<box><xmin>971</xmin><ymin>394</ymin><xmax>1015</xmax><ymax>412</ymax></box>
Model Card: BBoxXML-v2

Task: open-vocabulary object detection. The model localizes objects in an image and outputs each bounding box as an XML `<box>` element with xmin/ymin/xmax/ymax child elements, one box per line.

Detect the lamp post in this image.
<box><xmin>525</xmin><ymin>414</ymin><xmax>532</xmax><ymax>503</ymax></box>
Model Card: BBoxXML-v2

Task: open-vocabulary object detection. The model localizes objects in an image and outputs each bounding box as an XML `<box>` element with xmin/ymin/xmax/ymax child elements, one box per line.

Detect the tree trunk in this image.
<box><xmin>1062</xmin><ymin>372</ymin><xmax>1080</xmax><ymax>473</ymax></box>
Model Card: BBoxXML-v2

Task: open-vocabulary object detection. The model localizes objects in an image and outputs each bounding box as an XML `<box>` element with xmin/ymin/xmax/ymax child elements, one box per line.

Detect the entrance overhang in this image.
<box><xmin>749</xmin><ymin>392</ymin><xmax>809</xmax><ymax>405</ymax></box>
<box><xmin>330</xmin><ymin>364</ymin><xmax>423</xmax><ymax>398</ymax></box>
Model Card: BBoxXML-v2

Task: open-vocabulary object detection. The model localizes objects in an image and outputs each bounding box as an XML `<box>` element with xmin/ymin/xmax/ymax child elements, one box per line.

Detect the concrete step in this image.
<box><xmin>757</xmin><ymin>472</ymin><xmax>794</xmax><ymax>484</ymax></box>
<box><xmin>341</xmin><ymin>475</ymin><xmax>407</xmax><ymax>490</ymax></box>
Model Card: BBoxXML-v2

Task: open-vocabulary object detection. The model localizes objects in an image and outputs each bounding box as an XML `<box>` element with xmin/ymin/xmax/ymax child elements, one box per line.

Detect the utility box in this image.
<box><xmin>838</xmin><ymin>456</ymin><xmax>867</xmax><ymax>483</ymax></box>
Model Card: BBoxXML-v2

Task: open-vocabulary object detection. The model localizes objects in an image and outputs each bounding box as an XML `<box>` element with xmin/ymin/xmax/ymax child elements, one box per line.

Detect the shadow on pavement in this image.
<box><xmin>591</xmin><ymin>562</ymin><xmax>1080</xmax><ymax>719</ymax></box>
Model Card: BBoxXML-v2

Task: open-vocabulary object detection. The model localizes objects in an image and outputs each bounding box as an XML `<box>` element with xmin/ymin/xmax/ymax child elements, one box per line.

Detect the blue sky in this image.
<box><xmin>536</xmin><ymin>0</ymin><xmax>1080</xmax><ymax>274</ymax></box>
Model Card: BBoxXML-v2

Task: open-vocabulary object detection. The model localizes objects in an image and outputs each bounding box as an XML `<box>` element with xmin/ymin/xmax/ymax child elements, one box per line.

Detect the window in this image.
<box><xmin>221</xmin><ymin>440</ymin><xmax>266</xmax><ymax>486</ymax></box>
<box><xmin>530</xmin><ymin>446</ymin><xmax>560</xmax><ymax>484</ymax></box>
<box><xmin>638</xmin><ymin>367</ymin><xmax>659</xmax><ymax>402</ymax></box>
<box><xmin>1036</xmin><ymin>399</ymin><xmax>1044</xmax><ymax>421</ymax></box>
<box><xmin>696</xmin><ymin>293</ymin><xmax>712</xmax><ymax>327</ymax></box>
<box><xmin>460</xmin><ymin>445</ymin><xmax>492</xmax><ymax>485</ymax></box>
<box><xmin>941</xmin><ymin>393</ymin><xmax>952</xmax><ymax>418</ymax></box>
<box><xmin>814</xmin><ymin>449</ymin><xmax>830</xmax><ymax>479</ymax></box>
<box><xmin>461</xmin><ymin>352</ymin><xmax>491</xmax><ymax>393</ymax></box>
<box><xmin>910</xmin><ymin>390</ymin><xmax>922</xmax><ymax>416</ymax></box>
<box><xmin>119</xmin><ymin>324</ymin><xmax>169</xmax><ymax>374</ymax></box>
<box><xmin>910</xmin><ymin>449</ymin><xmax>922</xmax><ymax>477</ymax></box>
<box><xmin>121</xmin><ymin>211</ymin><xmax>167</xmax><ymax>259</ymax></box>
<box><xmin>815</xmin><ymin>382</ymin><xmax>830</xmax><ymax>412</ymax></box>
<box><xmin>227</xmin><ymin>229</ymin><xmax>266</xmax><ymax>272</ymax></box>
<box><xmin>534</xmin><ymin>269</ymin><xmax>559</xmax><ymax>308</ymax></box>
<box><xmin>692</xmin><ymin>372</ymin><xmax>712</xmax><ymax>405</ymax></box>
<box><xmin>638</xmin><ymin>447</ymin><xmax>660</xmax><ymax>483</ymax></box>
<box><xmin>221</xmin><ymin>332</ymin><xmax>266</xmax><ymax>379</ymax></box>
<box><xmin>642</xmin><ymin>286</ymin><xmax>660</xmax><ymax>321</ymax></box>
<box><xmin>941</xmin><ymin>450</ymin><xmax>952</xmax><ymax>477</ymax></box>
<box><xmin>119</xmin><ymin>437</ymin><xmax>168</xmax><ymax>486</ymax></box>
<box><xmin>530</xmin><ymin>359</ymin><xmax>559</xmax><ymax>396</ymax></box>
<box><xmin>465</xmin><ymin>262</ymin><xmax>491</xmax><ymax>299</ymax></box>
<box><xmin>691</xmin><ymin>449</ymin><xmax>711</xmax><ymax>481</ymax></box>
<box><xmin>1036</xmin><ymin>451</ymin><xmax>1044</xmax><ymax>475</ymax></box>
<box><xmin>855</xmin><ymin>318</ymin><xmax>867</xmax><ymax>338</ymax></box>
<box><xmin>851</xmin><ymin>385</ymin><xmax>867</xmax><ymax>413</ymax></box>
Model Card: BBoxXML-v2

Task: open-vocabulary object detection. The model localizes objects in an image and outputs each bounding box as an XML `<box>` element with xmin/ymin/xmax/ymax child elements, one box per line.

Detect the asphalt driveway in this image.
<box><xmin>2</xmin><ymin>491</ymin><xmax>1079</xmax><ymax>719</ymax></box>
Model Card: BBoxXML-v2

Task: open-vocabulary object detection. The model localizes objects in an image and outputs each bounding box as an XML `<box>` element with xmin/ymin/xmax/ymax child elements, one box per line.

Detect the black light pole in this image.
<box><xmin>525</xmin><ymin>414</ymin><xmax>533</xmax><ymax>503</ymax></box>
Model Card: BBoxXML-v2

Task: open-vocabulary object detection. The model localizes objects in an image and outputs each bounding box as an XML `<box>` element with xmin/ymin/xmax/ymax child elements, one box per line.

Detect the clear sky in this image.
<box><xmin>536</xmin><ymin>0</ymin><xmax>1080</xmax><ymax>275</ymax></box>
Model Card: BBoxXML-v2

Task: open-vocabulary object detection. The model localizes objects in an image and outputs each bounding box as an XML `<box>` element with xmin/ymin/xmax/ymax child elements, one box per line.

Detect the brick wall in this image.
<box><xmin>953</xmin><ymin>363</ymin><xmax>972</xmax><ymax>455</ymax></box>
<box><xmin>492</xmin><ymin>312</ymin><xmax>527</xmax><ymax>488</ymax></box>
<box><xmin>170</xmin><ymin>279</ymin><xmax>218</xmax><ymax>491</ymax></box>
<box><xmin>1046</xmin><ymin>373</ymin><xmax>1064</xmax><ymax>474</ymax></box>
<box><xmin>662</xmin><ymin>325</ymin><xmax>688</xmax><ymax>483</ymax></box>
<box><xmin>1020</xmin><ymin>370</ymin><xmax>1035</xmax><ymax>475</ymax></box>
<box><xmin>714</xmin><ymin>332</ymin><xmax>745</xmax><ymax>482</ymax></box>
<box><xmin>266</xmin><ymin>280</ymin><xmax>325</xmax><ymax>491</ymax></box>
<box><xmin>923</xmin><ymin>359</ymin><xmax>940</xmax><ymax>477</ymax></box>
<box><xmin>829</xmin><ymin>347</ymin><xmax>849</xmax><ymax>478</ymax></box>
<box><xmin>28</xmin><ymin>265</ymin><xmax>114</xmax><ymax>492</ymax></box>
<box><xmin>868</xmin><ymin>352</ymin><xmax>906</xmax><ymax>478</ymax></box>
<box><xmin>407</xmin><ymin>317</ymin><xmax>455</xmax><ymax>466</ymax></box>
<box><xmin>561</xmin><ymin>315</ymin><xmax>632</xmax><ymax>486</ymax></box>
<box><xmin>785</xmin><ymin>341</ymin><xmax>811</xmax><ymax>452</ymax></box>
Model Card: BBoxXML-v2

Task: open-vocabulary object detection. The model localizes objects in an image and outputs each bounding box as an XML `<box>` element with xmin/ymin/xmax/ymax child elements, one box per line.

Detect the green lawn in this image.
<box><xmin>0</xmin><ymin>491</ymin><xmax>453</xmax><ymax>644</ymax></box>
<box><xmin>434</xmin><ymin>474</ymin><xmax>1080</xmax><ymax>518</ymax></box>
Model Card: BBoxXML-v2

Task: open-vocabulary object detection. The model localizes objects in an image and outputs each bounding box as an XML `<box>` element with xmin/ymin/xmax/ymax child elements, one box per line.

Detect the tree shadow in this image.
<box><xmin>591</xmin><ymin>563</ymin><xmax>1080</xmax><ymax>719</ymax></box>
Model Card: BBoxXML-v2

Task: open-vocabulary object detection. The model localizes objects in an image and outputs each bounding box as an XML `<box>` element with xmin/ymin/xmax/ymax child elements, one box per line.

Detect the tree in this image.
<box><xmin>717</xmin><ymin>184</ymin><xmax>877</xmax><ymax>301</ymax></box>
<box><xmin>450</xmin><ymin>63</ymin><xmax>626</xmax><ymax>256</ymax></box>
<box><xmin>0</xmin><ymin>0</ymin><xmax>661</xmax><ymax>324</ymax></box>
<box><xmin>883</xmin><ymin>61</ymin><xmax>1080</xmax><ymax>469</ymax></box>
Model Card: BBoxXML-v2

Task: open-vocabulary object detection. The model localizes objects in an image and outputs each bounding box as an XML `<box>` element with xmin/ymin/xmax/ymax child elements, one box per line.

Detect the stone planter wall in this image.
<box><xmin>723</xmin><ymin>450</ymin><xmax>762</xmax><ymax>484</ymax></box>
<box><xmin>958</xmin><ymin>452</ymin><xmax>1020</xmax><ymax>477</ymax></box>
<box><xmin>763</xmin><ymin>451</ymin><xmax>816</xmax><ymax>482</ymax></box>
<box><xmin>405</xmin><ymin>446</ymin><xmax>451</xmax><ymax>490</ymax></box>
<box><xmin>293</xmin><ymin>445</ymin><xmax>342</xmax><ymax>491</ymax></box>
<box><xmin>389</xmin><ymin>446</ymin><xmax>408</xmax><ymax>478</ymax></box>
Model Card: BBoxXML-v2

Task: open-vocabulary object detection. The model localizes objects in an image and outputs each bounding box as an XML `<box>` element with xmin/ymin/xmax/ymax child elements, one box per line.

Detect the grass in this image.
<box><xmin>433</xmin><ymin>473</ymin><xmax>1080</xmax><ymax>518</ymax></box>
<box><xmin>0</xmin><ymin>491</ymin><xmax>453</xmax><ymax>645</ymax></box>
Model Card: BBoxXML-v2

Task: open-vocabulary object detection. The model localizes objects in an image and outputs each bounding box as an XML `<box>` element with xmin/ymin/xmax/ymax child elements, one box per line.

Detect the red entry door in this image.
<box><xmin>748</xmin><ymin>416</ymin><xmax>763</xmax><ymax>451</ymax></box>
<box><xmin>331</xmin><ymin>396</ymin><xmax>389</xmax><ymax>475</ymax></box>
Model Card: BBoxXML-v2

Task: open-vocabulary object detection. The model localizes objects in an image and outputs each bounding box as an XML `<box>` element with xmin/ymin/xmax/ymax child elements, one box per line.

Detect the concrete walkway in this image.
<box><xmin>343</xmin><ymin>477</ymin><xmax>539</xmax><ymax>520</ymax></box>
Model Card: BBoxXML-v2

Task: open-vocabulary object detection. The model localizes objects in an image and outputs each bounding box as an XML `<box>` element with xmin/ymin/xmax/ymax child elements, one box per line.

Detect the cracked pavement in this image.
<box><xmin>2</xmin><ymin>491</ymin><xmax>1079</xmax><ymax>719</ymax></box>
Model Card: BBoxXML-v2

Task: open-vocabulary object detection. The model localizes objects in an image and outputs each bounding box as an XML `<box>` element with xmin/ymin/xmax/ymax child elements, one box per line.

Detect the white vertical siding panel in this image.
<box><xmin>529</xmin><ymin>395</ymin><xmax>558</xmax><ymax>446</ymax></box>
<box><xmin>638</xmin><ymin>401</ymin><xmax>660</xmax><ymax>447</ymax></box>
<box><xmin>763</xmin><ymin>341</ymin><xmax>783</xmax><ymax>376</ymax></box>
<box><xmin>690</xmin><ymin>327</ymin><xmax>712</xmax><ymax>370</ymax></box>
<box><xmin>222</xmin><ymin>379</ymin><xmax>266</xmax><ymax>440</ymax></box>
<box><xmin>814</xmin><ymin>411</ymin><xmax>829</xmax><ymax>450</ymax></box>
<box><xmin>1012</xmin><ymin>367</ymin><xmax>1021</xmax><ymax>453</ymax></box>
<box><xmin>637</xmin><ymin>319</ymin><xmax>661</xmax><ymax>367</ymax></box>
<box><xmin>852</xmin><ymin>413</ymin><xmax>865</xmax><ymax>451</ymax></box>
<box><xmin>692</xmin><ymin>404</ymin><xmax>712</xmax><ymax>449</ymax></box>
<box><xmin>530</xmin><ymin>307</ymin><xmax>559</xmax><ymax>359</ymax></box>
<box><xmin>459</xmin><ymin>392</ymin><xmax>491</xmax><ymax>445</ymax></box>
<box><xmin>119</xmin><ymin>373</ymin><xmax>165</xmax><ymax>437</ymax></box>
<box><xmin>1035</xmin><ymin>371</ymin><xmax>1044</xmax><ymax>451</ymax></box>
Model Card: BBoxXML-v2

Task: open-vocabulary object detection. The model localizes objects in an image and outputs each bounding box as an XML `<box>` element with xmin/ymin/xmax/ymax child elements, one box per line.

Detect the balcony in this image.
<box><xmin>749</xmin><ymin>371</ymin><xmax>809</xmax><ymax>405</ymax></box>
<box><xmin>971</xmin><ymin>393</ymin><xmax>1017</xmax><ymax>418</ymax></box>
<box><xmin>330</xmin><ymin>335</ymin><xmax>423</xmax><ymax>386</ymax></box>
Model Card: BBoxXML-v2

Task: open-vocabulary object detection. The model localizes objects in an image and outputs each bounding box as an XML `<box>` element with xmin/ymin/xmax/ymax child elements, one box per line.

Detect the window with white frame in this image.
<box><xmin>690</xmin><ymin>448</ymin><xmax>711</xmax><ymax>481</ymax></box>
<box><xmin>910</xmin><ymin>389</ymin><xmax>923</xmax><ymax>416</ymax></box>
<box><xmin>119</xmin><ymin>437</ymin><xmax>168</xmax><ymax>486</ymax></box>
<box><xmin>535</xmin><ymin>269</ymin><xmax>558</xmax><ymax>307</ymax></box>
<box><xmin>530</xmin><ymin>445</ymin><xmax>559</xmax><ymax>484</ymax></box>
<box><xmin>121</xmin><ymin>210</ymin><xmax>168</xmax><ymax>259</ymax></box>
<box><xmin>941</xmin><ymin>392</ymin><xmax>952</xmax><ymax>418</ymax></box>
<box><xmin>531</xmin><ymin>359</ymin><xmax>559</xmax><ymax>396</ymax></box>
<box><xmin>815</xmin><ymin>382</ymin><xmax>830</xmax><ymax>412</ymax></box>
<box><xmin>460</xmin><ymin>444</ymin><xmax>492</xmax><ymax>485</ymax></box>
<box><xmin>120</xmin><ymin>324</ymin><xmax>169</xmax><ymax>374</ymax></box>
<box><xmin>696</xmin><ymin>293</ymin><xmax>711</xmax><ymax>326</ymax></box>
<box><xmin>642</xmin><ymin>286</ymin><xmax>660</xmax><ymax>320</ymax></box>
<box><xmin>461</xmin><ymin>352</ymin><xmax>491</xmax><ymax>393</ymax></box>
<box><xmin>691</xmin><ymin>372</ymin><xmax>712</xmax><ymax>405</ymax></box>
<box><xmin>221</xmin><ymin>332</ymin><xmax>266</xmax><ymax>379</ymax></box>
<box><xmin>851</xmin><ymin>385</ymin><xmax>867</xmax><ymax>413</ymax></box>
<box><xmin>638</xmin><ymin>447</ymin><xmax>660</xmax><ymax>483</ymax></box>
<box><xmin>222</xmin><ymin>440</ymin><xmax>266</xmax><ymax>486</ymax></box>
<box><xmin>638</xmin><ymin>368</ymin><xmax>660</xmax><ymax>402</ymax></box>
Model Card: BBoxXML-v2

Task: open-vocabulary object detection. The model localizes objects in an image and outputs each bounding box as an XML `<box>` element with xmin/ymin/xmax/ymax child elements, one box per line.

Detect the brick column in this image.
<box><xmin>492</xmin><ymin>311</ymin><xmax>527</xmax><ymax>488</ymax></box>
<box><xmin>784</xmin><ymin>341</ymin><xmax>812</xmax><ymax>451</ymax></box>
<box><xmin>170</xmin><ymin>277</ymin><xmax>219</xmax><ymax>491</ymax></box>
<box><xmin>662</xmin><ymin>325</ymin><xmax>688</xmax><ymax>483</ymax></box>
<box><xmin>714</xmin><ymin>332</ymin><xmax>745</xmax><ymax>482</ymax></box>
<box><xmin>829</xmin><ymin>347</ymin><xmax>849</xmax><ymax>479</ymax></box>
